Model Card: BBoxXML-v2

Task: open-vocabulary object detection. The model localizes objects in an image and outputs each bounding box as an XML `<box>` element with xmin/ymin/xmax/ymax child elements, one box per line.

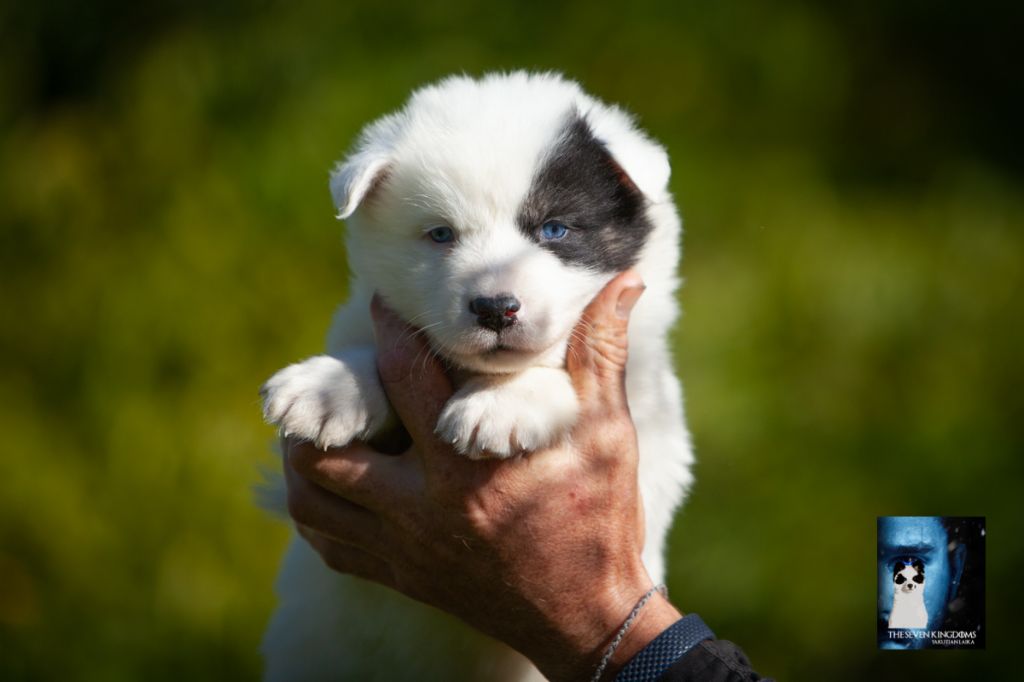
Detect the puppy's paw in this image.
<box><xmin>260</xmin><ymin>348</ymin><xmax>390</xmax><ymax>449</ymax></box>
<box><xmin>435</xmin><ymin>368</ymin><xmax>579</xmax><ymax>459</ymax></box>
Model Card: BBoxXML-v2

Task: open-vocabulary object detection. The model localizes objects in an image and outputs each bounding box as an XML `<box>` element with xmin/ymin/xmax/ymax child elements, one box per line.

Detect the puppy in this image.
<box><xmin>260</xmin><ymin>72</ymin><xmax>694</xmax><ymax>681</ymax></box>
<box><xmin>888</xmin><ymin>559</ymin><xmax>928</xmax><ymax>629</ymax></box>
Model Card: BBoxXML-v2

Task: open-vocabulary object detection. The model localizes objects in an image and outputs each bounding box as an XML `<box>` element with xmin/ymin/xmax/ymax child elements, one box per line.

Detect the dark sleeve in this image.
<box><xmin>656</xmin><ymin>639</ymin><xmax>774</xmax><ymax>682</ymax></box>
<box><xmin>614</xmin><ymin>614</ymin><xmax>774</xmax><ymax>682</ymax></box>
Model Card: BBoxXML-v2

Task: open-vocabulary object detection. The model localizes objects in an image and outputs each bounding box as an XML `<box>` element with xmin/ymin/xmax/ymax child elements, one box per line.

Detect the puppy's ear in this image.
<box><xmin>330</xmin><ymin>112</ymin><xmax>405</xmax><ymax>219</ymax></box>
<box><xmin>602</xmin><ymin>134</ymin><xmax>670</xmax><ymax>201</ymax></box>
<box><xmin>329</xmin><ymin>151</ymin><xmax>391</xmax><ymax>220</ymax></box>
<box><xmin>582</xmin><ymin>105</ymin><xmax>671</xmax><ymax>200</ymax></box>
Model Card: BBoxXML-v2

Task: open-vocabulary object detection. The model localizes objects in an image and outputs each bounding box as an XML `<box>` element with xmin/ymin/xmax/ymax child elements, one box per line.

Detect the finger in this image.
<box><xmin>284</xmin><ymin>455</ymin><xmax>389</xmax><ymax>556</ymax></box>
<box><xmin>370</xmin><ymin>294</ymin><xmax>453</xmax><ymax>444</ymax></box>
<box><xmin>566</xmin><ymin>270</ymin><xmax>645</xmax><ymax>415</ymax></box>
<box><xmin>286</xmin><ymin>438</ymin><xmax>416</xmax><ymax>511</ymax></box>
<box><xmin>297</xmin><ymin>524</ymin><xmax>396</xmax><ymax>588</ymax></box>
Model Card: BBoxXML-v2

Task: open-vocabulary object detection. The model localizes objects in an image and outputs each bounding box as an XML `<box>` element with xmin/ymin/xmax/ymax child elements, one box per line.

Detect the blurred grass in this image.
<box><xmin>1</xmin><ymin>1</ymin><xmax>1021</xmax><ymax>680</ymax></box>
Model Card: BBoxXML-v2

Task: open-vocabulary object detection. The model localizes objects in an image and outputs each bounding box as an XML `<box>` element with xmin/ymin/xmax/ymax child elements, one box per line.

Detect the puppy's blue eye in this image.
<box><xmin>428</xmin><ymin>226</ymin><xmax>454</xmax><ymax>243</ymax></box>
<box><xmin>540</xmin><ymin>221</ymin><xmax>568</xmax><ymax>240</ymax></box>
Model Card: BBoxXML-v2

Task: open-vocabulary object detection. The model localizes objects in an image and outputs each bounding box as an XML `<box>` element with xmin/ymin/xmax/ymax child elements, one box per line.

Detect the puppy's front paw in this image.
<box><xmin>260</xmin><ymin>349</ymin><xmax>389</xmax><ymax>449</ymax></box>
<box><xmin>435</xmin><ymin>369</ymin><xmax>579</xmax><ymax>459</ymax></box>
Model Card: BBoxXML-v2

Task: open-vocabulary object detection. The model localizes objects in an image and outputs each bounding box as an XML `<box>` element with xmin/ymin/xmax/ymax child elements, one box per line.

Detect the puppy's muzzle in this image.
<box><xmin>470</xmin><ymin>294</ymin><xmax>520</xmax><ymax>332</ymax></box>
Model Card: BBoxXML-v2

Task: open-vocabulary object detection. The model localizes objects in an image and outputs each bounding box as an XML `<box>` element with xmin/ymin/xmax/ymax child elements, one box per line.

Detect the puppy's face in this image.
<box><xmin>337</xmin><ymin>75</ymin><xmax>664</xmax><ymax>374</ymax></box>
<box><xmin>893</xmin><ymin>559</ymin><xmax>926</xmax><ymax>594</ymax></box>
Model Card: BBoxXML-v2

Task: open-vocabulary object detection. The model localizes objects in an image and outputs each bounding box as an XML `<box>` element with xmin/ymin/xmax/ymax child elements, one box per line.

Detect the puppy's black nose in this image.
<box><xmin>469</xmin><ymin>294</ymin><xmax>520</xmax><ymax>332</ymax></box>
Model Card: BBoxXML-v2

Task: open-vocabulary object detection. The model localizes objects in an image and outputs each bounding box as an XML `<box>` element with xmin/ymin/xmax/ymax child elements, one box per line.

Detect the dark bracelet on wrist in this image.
<box><xmin>614</xmin><ymin>613</ymin><xmax>715</xmax><ymax>682</ymax></box>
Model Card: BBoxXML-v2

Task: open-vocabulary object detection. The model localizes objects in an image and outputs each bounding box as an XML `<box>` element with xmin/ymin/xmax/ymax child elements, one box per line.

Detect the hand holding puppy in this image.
<box><xmin>283</xmin><ymin>271</ymin><xmax>681</xmax><ymax>681</ymax></box>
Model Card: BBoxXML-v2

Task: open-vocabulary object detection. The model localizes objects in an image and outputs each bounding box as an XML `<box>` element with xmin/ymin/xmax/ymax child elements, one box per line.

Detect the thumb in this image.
<box><xmin>566</xmin><ymin>270</ymin><xmax>645</xmax><ymax>415</ymax></box>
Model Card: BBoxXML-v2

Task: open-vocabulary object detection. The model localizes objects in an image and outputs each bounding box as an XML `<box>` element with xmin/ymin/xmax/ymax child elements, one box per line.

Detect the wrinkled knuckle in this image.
<box><xmin>321</xmin><ymin>549</ymin><xmax>350</xmax><ymax>575</ymax></box>
<box><xmin>309</xmin><ymin>455</ymin><xmax>338</xmax><ymax>483</ymax></box>
<box><xmin>460</xmin><ymin>491</ymin><xmax>504</xmax><ymax>537</ymax></box>
<box><xmin>286</xmin><ymin>490</ymin><xmax>313</xmax><ymax>527</ymax></box>
<box><xmin>593</xmin><ymin>338</ymin><xmax>629</xmax><ymax>375</ymax></box>
<box><xmin>461</xmin><ymin>501</ymin><xmax>489</xmax><ymax>533</ymax></box>
<box><xmin>425</xmin><ymin>486</ymin><xmax>480</xmax><ymax>530</ymax></box>
<box><xmin>391</xmin><ymin>571</ymin><xmax>423</xmax><ymax>602</ymax></box>
<box><xmin>286</xmin><ymin>441</ymin><xmax>319</xmax><ymax>476</ymax></box>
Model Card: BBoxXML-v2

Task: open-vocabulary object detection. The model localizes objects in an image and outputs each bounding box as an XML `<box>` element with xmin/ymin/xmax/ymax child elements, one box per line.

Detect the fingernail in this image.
<box><xmin>616</xmin><ymin>284</ymin><xmax>645</xmax><ymax>319</ymax></box>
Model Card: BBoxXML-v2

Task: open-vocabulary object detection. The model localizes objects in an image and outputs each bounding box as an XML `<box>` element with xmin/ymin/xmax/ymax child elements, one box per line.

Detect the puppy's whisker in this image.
<box><xmin>412</xmin><ymin>345</ymin><xmax>431</xmax><ymax>375</ymax></box>
<box><xmin>395</xmin><ymin>311</ymin><xmax>436</xmax><ymax>337</ymax></box>
<box><xmin>573</xmin><ymin>319</ymin><xmax>596</xmax><ymax>338</ymax></box>
<box><xmin>567</xmin><ymin>328</ymin><xmax>588</xmax><ymax>349</ymax></box>
<box><xmin>402</xmin><ymin>309</ymin><xmax>437</xmax><ymax>326</ymax></box>
<box><xmin>402</xmin><ymin>322</ymin><xmax>443</xmax><ymax>350</ymax></box>
<box><xmin>394</xmin><ymin>316</ymin><xmax>441</xmax><ymax>348</ymax></box>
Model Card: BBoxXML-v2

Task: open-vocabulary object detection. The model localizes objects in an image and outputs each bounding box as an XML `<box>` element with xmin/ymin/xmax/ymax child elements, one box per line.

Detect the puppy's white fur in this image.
<box><xmin>261</xmin><ymin>72</ymin><xmax>694</xmax><ymax>681</ymax></box>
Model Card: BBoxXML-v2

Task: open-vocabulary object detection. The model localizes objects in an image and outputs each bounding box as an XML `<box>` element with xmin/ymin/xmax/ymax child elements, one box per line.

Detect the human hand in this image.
<box><xmin>283</xmin><ymin>271</ymin><xmax>681</xmax><ymax>681</ymax></box>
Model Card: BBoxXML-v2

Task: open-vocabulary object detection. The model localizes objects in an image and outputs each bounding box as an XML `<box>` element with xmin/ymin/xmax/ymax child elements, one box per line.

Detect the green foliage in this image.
<box><xmin>1</xmin><ymin>1</ymin><xmax>1020</xmax><ymax>679</ymax></box>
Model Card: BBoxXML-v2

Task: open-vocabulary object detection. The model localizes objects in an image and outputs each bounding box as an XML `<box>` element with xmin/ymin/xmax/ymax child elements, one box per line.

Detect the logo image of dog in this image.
<box><xmin>888</xmin><ymin>559</ymin><xmax>928</xmax><ymax>629</ymax></box>
<box><xmin>260</xmin><ymin>71</ymin><xmax>694</xmax><ymax>681</ymax></box>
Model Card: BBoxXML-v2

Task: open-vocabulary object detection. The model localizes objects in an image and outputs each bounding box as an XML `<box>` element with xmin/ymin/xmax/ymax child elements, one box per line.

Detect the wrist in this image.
<box><xmin>600</xmin><ymin>593</ymin><xmax>682</xmax><ymax>680</ymax></box>
<box><xmin>526</xmin><ymin>564</ymin><xmax>669</xmax><ymax>682</ymax></box>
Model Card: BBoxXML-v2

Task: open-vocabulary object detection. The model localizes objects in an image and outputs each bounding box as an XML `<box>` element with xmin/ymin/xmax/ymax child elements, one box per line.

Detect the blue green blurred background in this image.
<box><xmin>1</xmin><ymin>1</ymin><xmax>1021</xmax><ymax>679</ymax></box>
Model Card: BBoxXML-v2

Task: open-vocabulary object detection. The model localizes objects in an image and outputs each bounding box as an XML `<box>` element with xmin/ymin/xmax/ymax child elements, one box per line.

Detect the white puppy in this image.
<box><xmin>888</xmin><ymin>559</ymin><xmax>928</xmax><ymax>629</ymax></box>
<box><xmin>260</xmin><ymin>71</ymin><xmax>694</xmax><ymax>681</ymax></box>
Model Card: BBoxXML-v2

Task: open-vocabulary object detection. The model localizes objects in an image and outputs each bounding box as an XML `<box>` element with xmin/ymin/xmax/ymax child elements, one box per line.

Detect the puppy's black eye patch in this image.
<box><xmin>912</xmin><ymin>574</ymin><xmax>924</xmax><ymax>584</ymax></box>
<box><xmin>516</xmin><ymin>113</ymin><xmax>652</xmax><ymax>272</ymax></box>
<box><xmin>895</xmin><ymin>574</ymin><xmax>906</xmax><ymax>584</ymax></box>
